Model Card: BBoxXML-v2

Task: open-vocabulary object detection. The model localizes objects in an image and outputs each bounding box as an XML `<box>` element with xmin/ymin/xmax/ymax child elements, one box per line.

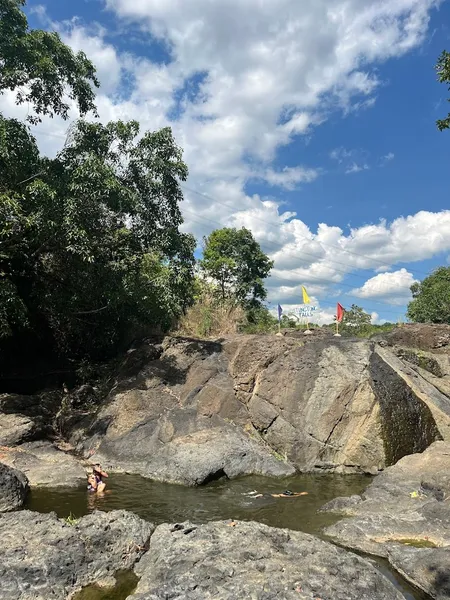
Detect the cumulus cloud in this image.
<box><xmin>263</xmin><ymin>166</ymin><xmax>320</xmax><ymax>190</ymax></box>
<box><xmin>0</xmin><ymin>0</ymin><xmax>445</xmax><ymax>316</ymax></box>
<box><xmin>350</xmin><ymin>269</ymin><xmax>418</xmax><ymax>305</ymax></box>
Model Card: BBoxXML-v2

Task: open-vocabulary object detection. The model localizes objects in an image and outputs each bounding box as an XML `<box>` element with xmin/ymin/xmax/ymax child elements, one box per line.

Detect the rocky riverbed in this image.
<box><xmin>0</xmin><ymin>509</ymin><xmax>408</xmax><ymax>600</ymax></box>
<box><xmin>323</xmin><ymin>441</ymin><xmax>450</xmax><ymax>599</ymax></box>
<box><xmin>1</xmin><ymin>323</ymin><xmax>450</xmax><ymax>598</ymax></box>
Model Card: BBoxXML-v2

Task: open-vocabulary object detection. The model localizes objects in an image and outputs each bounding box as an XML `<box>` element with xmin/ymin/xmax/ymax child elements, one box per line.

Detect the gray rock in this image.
<box><xmin>0</xmin><ymin>462</ymin><xmax>28</xmax><ymax>512</ymax></box>
<box><xmin>0</xmin><ymin>441</ymin><xmax>86</xmax><ymax>487</ymax></box>
<box><xmin>129</xmin><ymin>520</ymin><xmax>405</xmax><ymax>600</ymax></box>
<box><xmin>0</xmin><ymin>392</ymin><xmax>61</xmax><ymax>442</ymax></box>
<box><xmin>324</xmin><ymin>441</ymin><xmax>450</xmax><ymax>598</ymax></box>
<box><xmin>64</xmin><ymin>329</ymin><xmax>450</xmax><ymax>484</ymax></box>
<box><xmin>0</xmin><ymin>509</ymin><xmax>153</xmax><ymax>600</ymax></box>
<box><xmin>91</xmin><ymin>410</ymin><xmax>294</xmax><ymax>485</ymax></box>
<box><xmin>0</xmin><ymin>413</ymin><xmax>38</xmax><ymax>446</ymax></box>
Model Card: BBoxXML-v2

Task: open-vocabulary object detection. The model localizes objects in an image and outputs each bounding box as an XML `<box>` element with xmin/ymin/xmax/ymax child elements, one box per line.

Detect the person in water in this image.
<box><xmin>87</xmin><ymin>463</ymin><xmax>108</xmax><ymax>493</ymax></box>
<box><xmin>245</xmin><ymin>489</ymin><xmax>308</xmax><ymax>499</ymax></box>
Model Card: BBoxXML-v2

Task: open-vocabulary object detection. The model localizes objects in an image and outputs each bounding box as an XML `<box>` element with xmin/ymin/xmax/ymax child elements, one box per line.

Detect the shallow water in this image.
<box><xmin>25</xmin><ymin>473</ymin><xmax>429</xmax><ymax>600</ymax></box>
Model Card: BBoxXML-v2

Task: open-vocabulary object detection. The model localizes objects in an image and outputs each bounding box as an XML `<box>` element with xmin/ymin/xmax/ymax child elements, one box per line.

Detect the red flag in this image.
<box><xmin>336</xmin><ymin>303</ymin><xmax>345</xmax><ymax>323</ymax></box>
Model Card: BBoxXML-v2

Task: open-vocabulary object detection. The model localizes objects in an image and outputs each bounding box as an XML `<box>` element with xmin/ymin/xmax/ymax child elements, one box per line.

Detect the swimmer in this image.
<box><xmin>271</xmin><ymin>490</ymin><xmax>308</xmax><ymax>498</ymax></box>
<box><xmin>244</xmin><ymin>489</ymin><xmax>308</xmax><ymax>499</ymax></box>
<box><xmin>87</xmin><ymin>463</ymin><xmax>108</xmax><ymax>493</ymax></box>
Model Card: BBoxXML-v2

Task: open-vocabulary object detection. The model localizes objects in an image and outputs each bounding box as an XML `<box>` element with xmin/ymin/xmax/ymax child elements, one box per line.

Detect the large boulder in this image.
<box><xmin>0</xmin><ymin>509</ymin><xmax>153</xmax><ymax>600</ymax></box>
<box><xmin>0</xmin><ymin>441</ymin><xmax>86</xmax><ymax>487</ymax></box>
<box><xmin>0</xmin><ymin>392</ymin><xmax>61</xmax><ymax>444</ymax></box>
<box><xmin>323</xmin><ymin>441</ymin><xmax>450</xmax><ymax>599</ymax></box>
<box><xmin>69</xmin><ymin>329</ymin><xmax>450</xmax><ymax>483</ymax></box>
<box><xmin>0</xmin><ymin>462</ymin><xmax>28</xmax><ymax>511</ymax></box>
<box><xmin>129</xmin><ymin>520</ymin><xmax>405</xmax><ymax>600</ymax></box>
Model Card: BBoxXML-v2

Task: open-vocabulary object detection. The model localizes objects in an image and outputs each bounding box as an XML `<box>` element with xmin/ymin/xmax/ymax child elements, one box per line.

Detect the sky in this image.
<box><xmin>2</xmin><ymin>0</ymin><xmax>450</xmax><ymax>324</ymax></box>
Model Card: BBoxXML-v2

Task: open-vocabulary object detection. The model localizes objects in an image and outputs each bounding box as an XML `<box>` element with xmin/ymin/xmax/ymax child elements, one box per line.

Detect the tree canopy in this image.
<box><xmin>341</xmin><ymin>304</ymin><xmax>372</xmax><ymax>336</ymax></box>
<box><xmin>436</xmin><ymin>50</ymin><xmax>450</xmax><ymax>132</ymax></box>
<box><xmin>0</xmin><ymin>0</ymin><xmax>98</xmax><ymax>122</ymax></box>
<box><xmin>407</xmin><ymin>267</ymin><xmax>450</xmax><ymax>324</ymax></box>
<box><xmin>0</xmin><ymin>1</ymin><xmax>195</xmax><ymax>363</ymax></box>
<box><xmin>200</xmin><ymin>227</ymin><xmax>273</xmax><ymax>305</ymax></box>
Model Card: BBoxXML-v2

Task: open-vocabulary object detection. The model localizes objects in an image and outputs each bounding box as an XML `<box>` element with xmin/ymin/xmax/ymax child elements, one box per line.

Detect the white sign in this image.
<box><xmin>293</xmin><ymin>306</ymin><xmax>318</xmax><ymax>317</ymax></box>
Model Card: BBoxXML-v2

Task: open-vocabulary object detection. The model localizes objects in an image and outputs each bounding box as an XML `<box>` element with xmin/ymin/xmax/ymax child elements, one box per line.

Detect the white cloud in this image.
<box><xmin>345</xmin><ymin>162</ymin><xmax>369</xmax><ymax>174</ymax></box>
<box><xmin>350</xmin><ymin>269</ymin><xmax>418</xmax><ymax>305</ymax></box>
<box><xmin>371</xmin><ymin>312</ymin><xmax>388</xmax><ymax>325</ymax></box>
<box><xmin>384</xmin><ymin>152</ymin><xmax>395</xmax><ymax>161</ymax></box>
<box><xmin>0</xmin><ymin>0</ymin><xmax>444</xmax><ymax>317</ymax></box>
<box><xmin>263</xmin><ymin>166</ymin><xmax>320</xmax><ymax>190</ymax></box>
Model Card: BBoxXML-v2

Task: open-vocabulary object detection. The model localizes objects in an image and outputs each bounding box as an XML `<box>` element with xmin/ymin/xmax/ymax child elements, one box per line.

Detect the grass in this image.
<box><xmin>65</xmin><ymin>512</ymin><xmax>79</xmax><ymax>526</ymax></box>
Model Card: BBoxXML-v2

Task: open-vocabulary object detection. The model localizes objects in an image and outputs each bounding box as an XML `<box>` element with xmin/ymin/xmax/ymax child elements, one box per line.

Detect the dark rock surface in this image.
<box><xmin>323</xmin><ymin>441</ymin><xmax>450</xmax><ymax>599</ymax></box>
<box><xmin>129</xmin><ymin>520</ymin><xmax>405</xmax><ymax>600</ymax></box>
<box><xmin>0</xmin><ymin>441</ymin><xmax>86</xmax><ymax>487</ymax></box>
<box><xmin>0</xmin><ymin>462</ymin><xmax>28</xmax><ymax>511</ymax></box>
<box><xmin>0</xmin><ymin>509</ymin><xmax>153</xmax><ymax>600</ymax></box>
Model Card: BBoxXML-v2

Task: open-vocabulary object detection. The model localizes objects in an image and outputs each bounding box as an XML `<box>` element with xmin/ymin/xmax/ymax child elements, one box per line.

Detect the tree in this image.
<box><xmin>0</xmin><ymin>3</ymin><xmax>195</xmax><ymax>360</ymax></box>
<box><xmin>341</xmin><ymin>304</ymin><xmax>372</xmax><ymax>336</ymax></box>
<box><xmin>407</xmin><ymin>267</ymin><xmax>450</xmax><ymax>324</ymax></box>
<box><xmin>436</xmin><ymin>50</ymin><xmax>450</xmax><ymax>131</ymax></box>
<box><xmin>0</xmin><ymin>0</ymin><xmax>98</xmax><ymax>122</ymax></box>
<box><xmin>200</xmin><ymin>227</ymin><xmax>273</xmax><ymax>304</ymax></box>
<box><xmin>0</xmin><ymin>117</ymin><xmax>195</xmax><ymax>357</ymax></box>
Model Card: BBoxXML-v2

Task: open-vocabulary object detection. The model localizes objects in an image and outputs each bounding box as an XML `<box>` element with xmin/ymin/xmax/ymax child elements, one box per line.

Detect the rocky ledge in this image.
<box><xmin>0</xmin><ymin>510</ymin><xmax>407</xmax><ymax>600</ymax></box>
<box><xmin>323</xmin><ymin>441</ymin><xmax>450</xmax><ymax>599</ymax></box>
<box><xmin>129</xmin><ymin>519</ymin><xmax>406</xmax><ymax>600</ymax></box>
<box><xmin>0</xmin><ymin>441</ymin><xmax>86</xmax><ymax>488</ymax></box>
<box><xmin>0</xmin><ymin>509</ymin><xmax>153</xmax><ymax>600</ymax></box>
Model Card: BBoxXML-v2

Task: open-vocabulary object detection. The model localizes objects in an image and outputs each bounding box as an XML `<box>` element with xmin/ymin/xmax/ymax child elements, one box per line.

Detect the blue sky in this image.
<box><xmin>5</xmin><ymin>0</ymin><xmax>450</xmax><ymax>324</ymax></box>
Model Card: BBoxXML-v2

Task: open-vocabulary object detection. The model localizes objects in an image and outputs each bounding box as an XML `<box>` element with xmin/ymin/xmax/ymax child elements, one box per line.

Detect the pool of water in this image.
<box><xmin>25</xmin><ymin>472</ymin><xmax>370</xmax><ymax>533</ymax></box>
<box><xmin>25</xmin><ymin>473</ymin><xmax>429</xmax><ymax>600</ymax></box>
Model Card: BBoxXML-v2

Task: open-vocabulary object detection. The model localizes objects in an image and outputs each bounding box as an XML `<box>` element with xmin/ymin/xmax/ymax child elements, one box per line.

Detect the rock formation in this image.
<box><xmin>0</xmin><ymin>509</ymin><xmax>153</xmax><ymax>600</ymax></box>
<box><xmin>1</xmin><ymin>324</ymin><xmax>450</xmax><ymax>486</ymax></box>
<box><xmin>323</xmin><ymin>441</ymin><xmax>450</xmax><ymax>599</ymax></box>
<box><xmin>65</xmin><ymin>325</ymin><xmax>450</xmax><ymax>483</ymax></box>
<box><xmin>129</xmin><ymin>519</ymin><xmax>405</xmax><ymax>600</ymax></box>
<box><xmin>0</xmin><ymin>441</ymin><xmax>86</xmax><ymax>487</ymax></box>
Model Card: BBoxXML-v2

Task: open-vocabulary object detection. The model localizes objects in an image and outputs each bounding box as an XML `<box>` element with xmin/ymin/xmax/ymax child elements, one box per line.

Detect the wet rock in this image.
<box><xmin>0</xmin><ymin>441</ymin><xmax>86</xmax><ymax>487</ymax></box>
<box><xmin>0</xmin><ymin>462</ymin><xmax>28</xmax><ymax>512</ymax></box>
<box><xmin>323</xmin><ymin>441</ymin><xmax>450</xmax><ymax>599</ymax></box>
<box><xmin>0</xmin><ymin>509</ymin><xmax>153</xmax><ymax>600</ymax></box>
<box><xmin>129</xmin><ymin>520</ymin><xmax>404</xmax><ymax>600</ymax></box>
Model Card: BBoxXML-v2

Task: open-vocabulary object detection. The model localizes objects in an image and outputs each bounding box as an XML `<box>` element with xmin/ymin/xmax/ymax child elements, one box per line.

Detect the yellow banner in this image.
<box><xmin>302</xmin><ymin>286</ymin><xmax>310</xmax><ymax>304</ymax></box>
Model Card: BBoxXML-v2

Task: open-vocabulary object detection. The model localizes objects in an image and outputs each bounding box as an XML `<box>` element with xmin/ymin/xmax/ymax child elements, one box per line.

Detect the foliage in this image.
<box><xmin>0</xmin><ymin>0</ymin><xmax>98</xmax><ymax>123</ymax></box>
<box><xmin>65</xmin><ymin>512</ymin><xmax>79</xmax><ymax>526</ymax></box>
<box><xmin>407</xmin><ymin>267</ymin><xmax>450</xmax><ymax>324</ymax></box>
<box><xmin>176</xmin><ymin>279</ymin><xmax>245</xmax><ymax>338</ymax></box>
<box><xmin>242</xmin><ymin>304</ymin><xmax>278</xmax><ymax>334</ymax></box>
<box><xmin>436</xmin><ymin>50</ymin><xmax>450</xmax><ymax>132</ymax></box>
<box><xmin>200</xmin><ymin>227</ymin><xmax>273</xmax><ymax>304</ymax></box>
<box><xmin>340</xmin><ymin>304</ymin><xmax>372</xmax><ymax>336</ymax></box>
<box><xmin>0</xmin><ymin>117</ymin><xmax>195</xmax><ymax>357</ymax></box>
